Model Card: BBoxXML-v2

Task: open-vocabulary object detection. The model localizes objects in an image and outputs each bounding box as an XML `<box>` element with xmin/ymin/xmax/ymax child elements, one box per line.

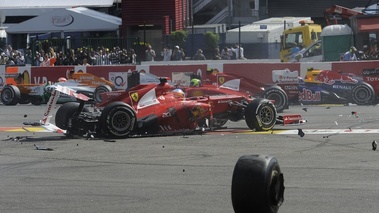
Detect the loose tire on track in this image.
<box><xmin>245</xmin><ymin>98</ymin><xmax>276</xmax><ymax>131</ymax></box>
<box><xmin>94</xmin><ymin>85</ymin><xmax>112</xmax><ymax>103</ymax></box>
<box><xmin>100</xmin><ymin>101</ymin><xmax>137</xmax><ymax>138</ymax></box>
<box><xmin>55</xmin><ymin>102</ymin><xmax>88</xmax><ymax>130</ymax></box>
<box><xmin>231</xmin><ymin>155</ymin><xmax>285</xmax><ymax>213</ymax></box>
<box><xmin>263</xmin><ymin>87</ymin><xmax>288</xmax><ymax>113</ymax></box>
<box><xmin>351</xmin><ymin>83</ymin><xmax>375</xmax><ymax>105</ymax></box>
<box><xmin>1</xmin><ymin>85</ymin><xmax>21</xmax><ymax>105</ymax></box>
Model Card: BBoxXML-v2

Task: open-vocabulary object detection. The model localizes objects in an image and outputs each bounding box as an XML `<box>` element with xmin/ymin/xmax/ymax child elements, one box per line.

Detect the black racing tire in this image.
<box><xmin>94</xmin><ymin>85</ymin><xmax>112</xmax><ymax>103</ymax></box>
<box><xmin>1</xmin><ymin>85</ymin><xmax>21</xmax><ymax>105</ymax></box>
<box><xmin>231</xmin><ymin>155</ymin><xmax>285</xmax><ymax>213</ymax></box>
<box><xmin>263</xmin><ymin>87</ymin><xmax>288</xmax><ymax>113</ymax></box>
<box><xmin>100</xmin><ymin>101</ymin><xmax>137</xmax><ymax>138</ymax></box>
<box><xmin>245</xmin><ymin>98</ymin><xmax>277</xmax><ymax>131</ymax></box>
<box><xmin>55</xmin><ymin>102</ymin><xmax>89</xmax><ymax>130</ymax></box>
<box><xmin>351</xmin><ymin>83</ymin><xmax>375</xmax><ymax>105</ymax></box>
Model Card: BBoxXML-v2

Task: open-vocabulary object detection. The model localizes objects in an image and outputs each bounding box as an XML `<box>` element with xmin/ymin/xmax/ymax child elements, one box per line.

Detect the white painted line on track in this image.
<box><xmin>276</xmin><ymin>129</ymin><xmax>379</xmax><ymax>135</ymax></box>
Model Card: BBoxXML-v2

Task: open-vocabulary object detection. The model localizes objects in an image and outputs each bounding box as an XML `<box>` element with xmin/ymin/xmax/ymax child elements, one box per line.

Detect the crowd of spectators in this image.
<box><xmin>0</xmin><ymin>44</ymin><xmax>139</xmax><ymax>66</ymax></box>
<box><xmin>0</xmin><ymin>43</ymin><xmax>249</xmax><ymax>66</ymax></box>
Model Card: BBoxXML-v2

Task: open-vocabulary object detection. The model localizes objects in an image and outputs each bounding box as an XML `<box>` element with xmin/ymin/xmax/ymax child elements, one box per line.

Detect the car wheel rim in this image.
<box><xmin>259</xmin><ymin>105</ymin><xmax>275</xmax><ymax>125</ymax></box>
<box><xmin>2</xmin><ymin>90</ymin><xmax>12</xmax><ymax>102</ymax></box>
<box><xmin>356</xmin><ymin>88</ymin><xmax>369</xmax><ymax>102</ymax></box>
<box><xmin>111</xmin><ymin>111</ymin><xmax>131</xmax><ymax>132</ymax></box>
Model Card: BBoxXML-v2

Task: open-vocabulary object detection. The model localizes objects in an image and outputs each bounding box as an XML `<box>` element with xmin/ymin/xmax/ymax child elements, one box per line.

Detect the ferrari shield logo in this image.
<box><xmin>218</xmin><ymin>77</ymin><xmax>225</xmax><ymax>84</ymax></box>
<box><xmin>131</xmin><ymin>92</ymin><xmax>139</xmax><ymax>102</ymax></box>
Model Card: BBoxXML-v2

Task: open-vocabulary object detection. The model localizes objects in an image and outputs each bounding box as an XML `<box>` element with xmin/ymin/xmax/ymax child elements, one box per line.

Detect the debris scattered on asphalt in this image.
<box><xmin>83</xmin><ymin>132</ymin><xmax>95</xmax><ymax>140</ymax></box>
<box><xmin>372</xmin><ymin>140</ymin><xmax>377</xmax><ymax>151</ymax></box>
<box><xmin>326</xmin><ymin>106</ymin><xmax>330</xmax><ymax>109</ymax></box>
<box><xmin>103</xmin><ymin>139</ymin><xmax>116</xmax><ymax>142</ymax></box>
<box><xmin>2</xmin><ymin>136</ymin><xmax>30</xmax><ymax>142</ymax></box>
<box><xmin>24</xmin><ymin>114</ymin><xmax>27</xmax><ymax>118</ymax></box>
<box><xmin>34</xmin><ymin>144</ymin><xmax>54</xmax><ymax>151</ymax></box>
<box><xmin>351</xmin><ymin>111</ymin><xmax>359</xmax><ymax>118</ymax></box>
<box><xmin>302</xmin><ymin>108</ymin><xmax>308</xmax><ymax>112</ymax></box>
<box><xmin>298</xmin><ymin>129</ymin><xmax>305</xmax><ymax>137</ymax></box>
<box><xmin>335</xmin><ymin>121</ymin><xmax>338</xmax><ymax>125</ymax></box>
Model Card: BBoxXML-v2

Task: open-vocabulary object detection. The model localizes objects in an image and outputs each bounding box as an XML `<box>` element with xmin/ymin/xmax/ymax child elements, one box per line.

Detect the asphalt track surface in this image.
<box><xmin>0</xmin><ymin>103</ymin><xmax>379</xmax><ymax>213</ymax></box>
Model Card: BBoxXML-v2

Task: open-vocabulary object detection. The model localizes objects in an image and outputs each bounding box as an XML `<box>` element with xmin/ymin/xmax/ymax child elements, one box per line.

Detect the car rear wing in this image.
<box><xmin>23</xmin><ymin>85</ymin><xmax>90</xmax><ymax>133</ymax></box>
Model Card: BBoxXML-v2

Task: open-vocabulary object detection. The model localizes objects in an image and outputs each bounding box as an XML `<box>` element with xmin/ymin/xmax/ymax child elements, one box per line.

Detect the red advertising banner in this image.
<box><xmin>5</xmin><ymin>61</ymin><xmax>379</xmax><ymax>86</ymax></box>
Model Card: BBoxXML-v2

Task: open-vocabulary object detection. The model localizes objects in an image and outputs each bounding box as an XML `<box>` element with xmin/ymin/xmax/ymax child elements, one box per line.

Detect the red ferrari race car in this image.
<box><xmin>24</xmin><ymin>77</ymin><xmax>305</xmax><ymax>138</ymax></box>
<box><xmin>171</xmin><ymin>69</ymin><xmax>289</xmax><ymax>113</ymax></box>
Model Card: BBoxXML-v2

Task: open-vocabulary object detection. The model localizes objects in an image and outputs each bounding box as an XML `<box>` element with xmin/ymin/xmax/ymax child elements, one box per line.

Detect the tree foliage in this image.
<box><xmin>169</xmin><ymin>30</ymin><xmax>187</xmax><ymax>49</ymax></box>
<box><xmin>204</xmin><ymin>31</ymin><xmax>220</xmax><ymax>50</ymax></box>
<box><xmin>204</xmin><ymin>31</ymin><xmax>220</xmax><ymax>59</ymax></box>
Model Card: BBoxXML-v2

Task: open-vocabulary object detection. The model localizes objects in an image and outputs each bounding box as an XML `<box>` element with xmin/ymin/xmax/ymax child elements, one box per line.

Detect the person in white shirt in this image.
<box><xmin>145</xmin><ymin>45</ymin><xmax>156</xmax><ymax>61</ymax></box>
<box><xmin>161</xmin><ymin>46</ymin><xmax>172</xmax><ymax>61</ymax></box>
<box><xmin>231</xmin><ymin>44</ymin><xmax>246</xmax><ymax>60</ymax></box>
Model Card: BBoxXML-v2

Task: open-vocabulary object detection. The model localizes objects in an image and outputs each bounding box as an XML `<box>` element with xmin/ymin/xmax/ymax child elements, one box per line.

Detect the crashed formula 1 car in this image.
<box><xmin>25</xmin><ymin>77</ymin><xmax>305</xmax><ymax>138</ymax></box>
<box><xmin>276</xmin><ymin>68</ymin><xmax>378</xmax><ymax>105</ymax></box>
<box><xmin>1</xmin><ymin>70</ymin><xmax>115</xmax><ymax>105</ymax></box>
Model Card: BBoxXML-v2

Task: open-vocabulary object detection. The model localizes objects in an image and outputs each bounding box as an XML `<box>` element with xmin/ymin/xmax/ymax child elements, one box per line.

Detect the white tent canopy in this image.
<box><xmin>6</xmin><ymin>7</ymin><xmax>121</xmax><ymax>34</ymax></box>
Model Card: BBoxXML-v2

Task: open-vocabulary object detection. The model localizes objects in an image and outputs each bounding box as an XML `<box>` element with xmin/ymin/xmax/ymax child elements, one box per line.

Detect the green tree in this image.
<box><xmin>169</xmin><ymin>30</ymin><xmax>187</xmax><ymax>50</ymax></box>
<box><xmin>204</xmin><ymin>31</ymin><xmax>220</xmax><ymax>59</ymax></box>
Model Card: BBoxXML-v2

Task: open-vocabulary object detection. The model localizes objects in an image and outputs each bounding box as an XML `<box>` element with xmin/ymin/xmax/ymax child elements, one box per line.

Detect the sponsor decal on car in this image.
<box><xmin>315</xmin><ymin>70</ymin><xmax>358</xmax><ymax>85</ymax></box>
<box><xmin>332</xmin><ymin>85</ymin><xmax>353</xmax><ymax>90</ymax></box>
<box><xmin>272</xmin><ymin>69</ymin><xmax>299</xmax><ymax>83</ymax></box>
<box><xmin>283</xmin><ymin>85</ymin><xmax>298</xmax><ymax>90</ymax></box>
<box><xmin>131</xmin><ymin>92</ymin><xmax>139</xmax><ymax>102</ymax></box>
<box><xmin>218</xmin><ymin>77</ymin><xmax>225</xmax><ymax>84</ymax></box>
<box><xmin>190</xmin><ymin>90</ymin><xmax>204</xmax><ymax>97</ymax></box>
<box><xmin>299</xmin><ymin>88</ymin><xmax>321</xmax><ymax>101</ymax></box>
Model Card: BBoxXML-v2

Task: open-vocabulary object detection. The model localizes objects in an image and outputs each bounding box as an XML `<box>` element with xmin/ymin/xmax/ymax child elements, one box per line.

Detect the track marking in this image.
<box><xmin>0</xmin><ymin>127</ymin><xmax>48</xmax><ymax>132</ymax></box>
<box><xmin>2</xmin><ymin>126</ymin><xmax>379</xmax><ymax>135</ymax></box>
<box><xmin>244</xmin><ymin>129</ymin><xmax>379</xmax><ymax>135</ymax></box>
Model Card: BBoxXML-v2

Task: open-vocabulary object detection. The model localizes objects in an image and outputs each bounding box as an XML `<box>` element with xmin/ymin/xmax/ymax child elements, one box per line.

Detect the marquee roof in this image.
<box><xmin>6</xmin><ymin>7</ymin><xmax>121</xmax><ymax>33</ymax></box>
